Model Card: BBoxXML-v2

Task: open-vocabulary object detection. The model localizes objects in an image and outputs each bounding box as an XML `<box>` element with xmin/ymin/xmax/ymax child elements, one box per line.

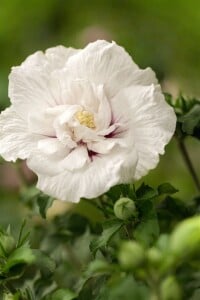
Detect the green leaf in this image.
<box><xmin>106</xmin><ymin>184</ymin><xmax>136</xmax><ymax>201</ymax></box>
<box><xmin>158</xmin><ymin>183</ymin><xmax>178</xmax><ymax>195</ymax></box>
<box><xmin>50</xmin><ymin>289</ymin><xmax>77</xmax><ymax>300</ymax></box>
<box><xmin>78</xmin><ymin>276</ymin><xmax>107</xmax><ymax>300</ymax></box>
<box><xmin>76</xmin><ymin>261</ymin><xmax>113</xmax><ymax>297</ymax></box>
<box><xmin>97</xmin><ymin>275</ymin><xmax>149</xmax><ymax>300</ymax></box>
<box><xmin>3</xmin><ymin>246</ymin><xmax>35</xmax><ymax>273</ymax></box>
<box><xmin>37</xmin><ymin>194</ymin><xmax>54</xmax><ymax>219</ymax></box>
<box><xmin>85</xmin><ymin>260</ymin><xmax>114</xmax><ymax>277</ymax></box>
<box><xmin>134</xmin><ymin>200</ymin><xmax>159</xmax><ymax>247</ymax></box>
<box><xmin>190</xmin><ymin>289</ymin><xmax>200</xmax><ymax>300</ymax></box>
<box><xmin>136</xmin><ymin>183</ymin><xmax>158</xmax><ymax>200</ymax></box>
<box><xmin>158</xmin><ymin>196</ymin><xmax>189</xmax><ymax>220</ymax></box>
<box><xmin>32</xmin><ymin>249</ymin><xmax>56</xmax><ymax>274</ymax></box>
<box><xmin>90</xmin><ymin>219</ymin><xmax>123</xmax><ymax>256</ymax></box>
<box><xmin>179</xmin><ymin>104</ymin><xmax>200</xmax><ymax>135</ymax></box>
<box><xmin>17</xmin><ymin>219</ymin><xmax>30</xmax><ymax>248</ymax></box>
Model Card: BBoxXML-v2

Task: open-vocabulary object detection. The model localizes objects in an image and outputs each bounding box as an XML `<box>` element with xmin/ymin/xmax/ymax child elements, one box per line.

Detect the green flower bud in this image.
<box><xmin>169</xmin><ymin>216</ymin><xmax>200</xmax><ymax>259</ymax></box>
<box><xmin>114</xmin><ymin>197</ymin><xmax>137</xmax><ymax>220</ymax></box>
<box><xmin>160</xmin><ymin>276</ymin><xmax>182</xmax><ymax>300</ymax></box>
<box><xmin>0</xmin><ymin>233</ymin><xmax>15</xmax><ymax>256</ymax></box>
<box><xmin>118</xmin><ymin>241</ymin><xmax>145</xmax><ymax>270</ymax></box>
<box><xmin>3</xmin><ymin>293</ymin><xmax>16</xmax><ymax>300</ymax></box>
<box><xmin>147</xmin><ymin>247</ymin><xmax>162</xmax><ymax>267</ymax></box>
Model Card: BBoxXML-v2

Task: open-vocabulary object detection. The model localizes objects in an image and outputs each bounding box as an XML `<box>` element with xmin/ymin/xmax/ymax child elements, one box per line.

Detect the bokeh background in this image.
<box><xmin>0</xmin><ymin>0</ymin><xmax>199</xmax><ymax>228</ymax></box>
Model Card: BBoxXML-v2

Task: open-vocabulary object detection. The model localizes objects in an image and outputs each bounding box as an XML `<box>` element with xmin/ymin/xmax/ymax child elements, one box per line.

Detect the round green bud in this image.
<box><xmin>3</xmin><ymin>293</ymin><xmax>15</xmax><ymax>300</ymax></box>
<box><xmin>114</xmin><ymin>197</ymin><xmax>137</xmax><ymax>220</ymax></box>
<box><xmin>0</xmin><ymin>233</ymin><xmax>15</xmax><ymax>256</ymax></box>
<box><xmin>147</xmin><ymin>247</ymin><xmax>163</xmax><ymax>267</ymax></box>
<box><xmin>118</xmin><ymin>241</ymin><xmax>145</xmax><ymax>270</ymax></box>
<box><xmin>160</xmin><ymin>276</ymin><xmax>182</xmax><ymax>300</ymax></box>
<box><xmin>169</xmin><ymin>216</ymin><xmax>200</xmax><ymax>259</ymax></box>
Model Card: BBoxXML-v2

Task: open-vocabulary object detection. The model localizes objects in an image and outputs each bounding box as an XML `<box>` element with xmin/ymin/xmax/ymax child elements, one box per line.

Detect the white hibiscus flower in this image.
<box><xmin>0</xmin><ymin>40</ymin><xmax>176</xmax><ymax>202</ymax></box>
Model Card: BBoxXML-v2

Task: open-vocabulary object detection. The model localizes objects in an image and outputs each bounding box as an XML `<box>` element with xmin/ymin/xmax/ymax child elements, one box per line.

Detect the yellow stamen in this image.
<box><xmin>75</xmin><ymin>110</ymin><xmax>96</xmax><ymax>129</ymax></box>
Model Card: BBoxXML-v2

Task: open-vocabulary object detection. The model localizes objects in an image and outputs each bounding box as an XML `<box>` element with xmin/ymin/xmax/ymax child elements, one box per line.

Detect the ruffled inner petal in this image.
<box><xmin>27</xmin><ymin>144</ymin><xmax>88</xmax><ymax>176</ymax></box>
<box><xmin>36</xmin><ymin>148</ymin><xmax>127</xmax><ymax>202</ymax></box>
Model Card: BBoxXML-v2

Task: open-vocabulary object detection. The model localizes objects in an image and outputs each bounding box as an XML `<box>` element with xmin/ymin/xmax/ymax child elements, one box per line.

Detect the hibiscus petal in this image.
<box><xmin>87</xmin><ymin>139</ymin><xmax>117</xmax><ymax>154</ymax></box>
<box><xmin>111</xmin><ymin>84</ymin><xmax>176</xmax><ymax>180</ymax></box>
<box><xmin>45</xmin><ymin>45</ymin><xmax>80</xmax><ymax>70</ymax></box>
<box><xmin>105</xmin><ymin>66</ymin><xmax>158</xmax><ymax>98</ymax></box>
<box><xmin>22</xmin><ymin>45</ymin><xmax>79</xmax><ymax>71</ymax></box>
<box><xmin>37</xmin><ymin>138</ymin><xmax>66</xmax><ymax>155</ymax></box>
<box><xmin>94</xmin><ymin>85</ymin><xmax>112</xmax><ymax>130</ymax></box>
<box><xmin>61</xmin><ymin>146</ymin><xmax>89</xmax><ymax>171</ymax></box>
<box><xmin>28</xmin><ymin>109</ymin><xmax>58</xmax><ymax>137</ymax></box>
<box><xmin>36</xmin><ymin>149</ymin><xmax>127</xmax><ymax>202</ymax></box>
<box><xmin>0</xmin><ymin>107</ymin><xmax>39</xmax><ymax>161</ymax></box>
<box><xmin>9</xmin><ymin>67</ymin><xmax>60</xmax><ymax>120</ymax></box>
<box><xmin>27</xmin><ymin>145</ymin><xmax>88</xmax><ymax>176</ymax></box>
<box><xmin>66</xmin><ymin>40</ymin><xmax>138</xmax><ymax>85</ymax></box>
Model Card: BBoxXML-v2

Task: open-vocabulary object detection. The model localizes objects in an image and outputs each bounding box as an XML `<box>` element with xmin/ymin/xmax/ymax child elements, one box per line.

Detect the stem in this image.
<box><xmin>65</xmin><ymin>244</ymin><xmax>82</xmax><ymax>271</ymax></box>
<box><xmin>124</xmin><ymin>226</ymin><xmax>130</xmax><ymax>240</ymax></box>
<box><xmin>148</xmin><ymin>278</ymin><xmax>162</xmax><ymax>300</ymax></box>
<box><xmin>177</xmin><ymin>137</ymin><xmax>200</xmax><ymax>192</ymax></box>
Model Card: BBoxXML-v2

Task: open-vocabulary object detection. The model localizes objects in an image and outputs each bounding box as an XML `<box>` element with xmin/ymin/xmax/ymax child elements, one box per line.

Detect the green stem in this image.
<box><xmin>149</xmin><ymin>281</ymin><xmax>162</xmax><ymax>300</ymax></box>
<box><xmin>65</xmin><ymin>244</ymin><xmax>82</xmax><ymax>271</ymax></box>
<box><xmin>177</xmin><ymin>137</ymin><xmax>200</xmax><ymax>193</ymax></box>
<box><xmin>124</xmin><ymin>226</ymin><xmax>130</xmax><ymax>239</ymax></box>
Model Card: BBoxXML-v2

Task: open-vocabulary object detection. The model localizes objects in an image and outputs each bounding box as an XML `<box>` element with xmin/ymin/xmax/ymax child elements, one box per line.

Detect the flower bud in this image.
<box><xmin>3</xmin><ymin>293</ymin><xmax>15</xmax><ymax>300</ymax></box>
<box><xmin>118</xmin><ymin>241</ymin><xmax>145</xmax><ymax>270</ymax></box>
<box><xmin>169</xmin><ymin>216</ymin><xmax>200</xmax><ymax>259</ymax></box>
<box><xmin>147</xmin><ymin>247</ymin><xmax>162</xmax><ymax>267</ymax></box>
<box><xmin>160</xmin><ymin>276</ymin><xmax>182</xmax><ymax>300</ymax></box>
<box><xmin>114</xmin><ymin>197</ymin><xmax>137</xmax><ymax>220</ymax></box>
<box><xmin>0</xmin><ymin>233</ymin><xmax>15</xmax><ymax>256</ymax></box>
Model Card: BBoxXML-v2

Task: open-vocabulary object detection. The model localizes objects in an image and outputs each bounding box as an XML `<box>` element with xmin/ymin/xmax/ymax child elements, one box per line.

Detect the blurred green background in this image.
<box><xmin>0</xmin><ymin>0</ymin><xmax>199</xmax><ymax>227</ymax></box>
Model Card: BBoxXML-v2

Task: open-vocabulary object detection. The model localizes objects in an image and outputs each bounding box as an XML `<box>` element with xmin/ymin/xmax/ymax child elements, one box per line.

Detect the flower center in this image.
<box><xmin>75</xmin><ymin>110</ymin><xmax>96</xmax><ymax>129</ymax></box>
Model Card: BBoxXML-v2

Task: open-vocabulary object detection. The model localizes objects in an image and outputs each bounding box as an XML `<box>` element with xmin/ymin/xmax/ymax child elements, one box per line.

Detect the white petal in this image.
<box><xmin>111</xmin><ymin>84</ymin><xmax>176</xmax><ymax>180</ymax></box>
<box><xmin>61</xmin><ymin>146</ymin><xmax>89</xmax><ymax>171</ymax></box>
<box><xmin>62</xmin><ymin>79</ymin><xmax>100</xmax><ymax>111</ymax></box>
<box><xmin>37</xmin><ymin>138</ymin><xmax>65</xmax><ymax>155</ymax></box>
<box><xmin>36</xmin><ymin>149</ymin><xmax>128</xmax><ymax>202</ymax></box>
<box><xmin>9</xmin><ymin>67</ymin><xmax>60</xmax><ymax>120</ymax></box>
<box><xmin>73</xmin><ymin>125</ymin><xmax>101</xmax><ymax>143</ymax></box>
<box><xmin>87</xmin><ymin>139</ymin><xmax>117</xmax><ymax>154</ymax></box>
<box><xmin>0</xmin><ymin>107</ymin><xmax>39</xmax><ymax>161</ymax></box>
<box><xmin>21</xmin><ymin>51</ymin><xmax>47</xmax><ymax>69</ymax></box>
<box><xmin>53</xmin><ymin>105</ymin><xmax>80</xmax><ymax>147</ymax></box>
<box><xmin>45</xmin><ymin>45</ymin><xmax>80</xmax><ymax>70</ymax></box>
<box><xmin>87</xmin><ymin>132</ymin><xmax>132</xmax><ymax>155</ymax></box>
<box><xmin>105</xmin><ymin>67</ymin><xmax>158</xmax><ymax>98</ymax></box>
<box><xmin>28</xmin><ymin>106</ymin><xmax>66</xmax><ymax>136</ymax></box>
<box><xmin>118</xmin><ymin>146</ymin><xmax>139</xmax><ymax>183</ymax></box>
<box><xmin>22</xmin><ymin>45</ymin><xmax>79</xmax><ymax>71</ymax></box>
<box><xmin>66</xmin><ymin>40</ymin><xmax>138</xmax><ymax>85</ymax></box>
<box><xmin>27</xmin><ymin>145</ymin><xmax>88</xmax><ymax>176</ymax></box>
<box><xmin>27</xmin><ymin>139</ymin><xmax>69</xmax><ymax>176</ymax></box>
<box><xmin>94</xmin><ymin>86</ymin><xmax>112</xmax><ymax>130</ymax></box>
